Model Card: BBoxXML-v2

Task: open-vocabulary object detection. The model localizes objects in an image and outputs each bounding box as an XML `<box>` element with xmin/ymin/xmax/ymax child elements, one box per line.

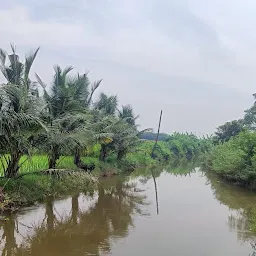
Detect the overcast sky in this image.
<box><xmin>0</xmin><ymin>0</ymin><xmax>255</xmax><ymax>135</ymax></box>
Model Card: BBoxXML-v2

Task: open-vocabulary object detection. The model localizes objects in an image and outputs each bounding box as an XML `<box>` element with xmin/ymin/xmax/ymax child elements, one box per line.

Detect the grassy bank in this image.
<box><xmin>0</xmin><ymin>150</ymin><xmax>158</xmax><ymax>212</ymax></box>
<box><xmin>0</xmin><ymin>172</ymin><xmax>96</xmax><ymax>212</ymax></box>
<box><xmin>0</xmin><ymin>135</ymin><xmax>211</xmax><ymax>212</ymax></box>
<box><xmin>0</xmin><ymin>155</ymin><xmax>100</xmax><ymax>175</ymax></box>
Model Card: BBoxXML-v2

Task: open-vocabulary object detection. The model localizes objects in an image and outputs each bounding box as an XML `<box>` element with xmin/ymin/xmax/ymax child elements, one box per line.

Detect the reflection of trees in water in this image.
<box><xmin>205</xmin><ymin>172</ymin><xmax>256</xmax><ymax>210</ymax></box>
<box><xmin>166</xmin><ymin>159</ymin><xmax>197</xmax><ymax>176</ymax></box>
<box><xmin>250</xmin><ymin>242</ymin><xmax>256</xmax><ymax>256</ymax></box>
<box><xmin>132</xmin><ymin>163</ymin><xmax>195</xmax><ymax>216</ymax></box>
<box><xmin>131</xmin><ymin>167</ymin><xmax>162</xmax><ymax>215</ymax></box>
<box><xmin>0</xmin><ymin>215</ymin><xmax>17</xmax><ymax>256</ymax></box>
<box><xmin>228</xmin><ymin>211</ymin><xmax>253</xmax><ymax>242</ymax></box>
<box><xmin>0</xmin><ymin>176</ymin><xmax>147</xmax><ymax>256</ymax></box>
<box><xmin>132</xmin><ymin>163</ymin><xmax>195</xmax><ymax>183</ymax></box>
<box><xmin>131</xmin><ymin>166</ymin><xmax>162</xmax><ymax>182</ymax></box>
<box><xmin>205</xmin><ymin>171</ymin><xmax>256</xmax><ymax>255</ymax></box>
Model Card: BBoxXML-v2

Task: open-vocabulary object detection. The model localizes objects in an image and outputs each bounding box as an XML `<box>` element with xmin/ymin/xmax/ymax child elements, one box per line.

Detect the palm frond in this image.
<box><xmin>62</xmin><ymin>66</ymin><xmax>73</xmax><ymax>77</ymax></box>
<box><xmin>0</xmin><ymin>48</ymin><xmax>6</xmax><ymax>66</ymax></box>
<box><xmin>0</xmin><ymin>49</ymin><xmax>7</xmax><ymax>81</ymax></box>
<box><xmin>88</xmin><ymin>79</ymin><xmax>102</xmax><ymax>105</ymax></box>
<box><xmin>95</xmin><ymin>92</ymin><xmax>118</xmax><ymax>115</ymax></box>
<box><xmin>8</xmin><ymin>44</ymin><xmax>23</xmax><ymax>85</ymax></box>
<box><xmin>24</xmin><ymin>47</ymin><xmax>40</xmax><ymax>85</ymax></box>
<box><xmin>69</xmin><ymin>74</ymin><xmax>90</xmax><ymax>106</ymax></box>
<box><xmin>35</xmin><ymin>73</ymin><xmax>47</xmax><ymax>89</ymax></box>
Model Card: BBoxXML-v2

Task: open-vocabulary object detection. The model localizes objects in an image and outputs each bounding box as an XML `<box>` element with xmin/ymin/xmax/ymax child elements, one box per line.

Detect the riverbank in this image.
<box><xmin>201</xmin><ymin>131</ymin><xmax>256</xmax><ymax>190</ymax></box>
<box><xmin>0</xmin><ymin>153</ymin><xmax>160</xmax><ymax>212</ymax></box>
<box><xmin>0</xmin><ymin>172</ymin><xmax>97</xmax><ymax>212</ymax></box>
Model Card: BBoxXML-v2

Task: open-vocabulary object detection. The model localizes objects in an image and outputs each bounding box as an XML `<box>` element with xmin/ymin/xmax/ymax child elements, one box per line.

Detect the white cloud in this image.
<box><xmin>0</xmin><ymin>6</ymin><xmax>103</xmax><ymax>47</ymax></box>
<box><xmin>0</xmin><ymin>1</ymin><xmax>255</xmax><ymax>134</ymax></box>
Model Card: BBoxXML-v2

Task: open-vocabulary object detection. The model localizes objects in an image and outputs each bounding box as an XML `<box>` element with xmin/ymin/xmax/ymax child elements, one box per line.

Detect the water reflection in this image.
<box><xmin>1</xmin><ymin>168</ymin><xmax>256</xmax><ymax>255</ymax></box>
<box><xmin>1</xmin><ymin>215</ymin><xmax>17</xmax><ymax>255</ymax></box>
<box><xmin>0</xmin><ymin>176</ymin><xmax>148</xmax><ymax>256</ymax></box>
<box><xmin>205</xmin><ymin>171</ymin><xmax>256</xmax><ymax>255</ymax></box>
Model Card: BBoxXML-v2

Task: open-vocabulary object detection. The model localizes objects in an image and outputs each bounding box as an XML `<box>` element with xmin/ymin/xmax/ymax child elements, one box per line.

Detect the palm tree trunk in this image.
<box><xmin>117</xmin><ymin>150</ymin><xmax>125</xmax><ymax>161</ymax></box>
<box><xmin>99</xmin><ymin>144</ymin><xmax>107</xmax><ymax>162</ymax></box>
<box><xmin>48</xmin><ymin>146</ymin><xmax>59</xmax><ymax>169</ymax></box>
<box><xmin>74</xmin><ymin>148</ymin><xmax>89</xmax><ymax>171</ymax></box>
<box><xmin>5</xmin><ymin>152</ymin><xmax>22</xmax><ymax>178</ymax></box>
<box><xmin>74</xmin><ymin>148</ymin><xmax>81</xmax><ymax>166</ymax></box>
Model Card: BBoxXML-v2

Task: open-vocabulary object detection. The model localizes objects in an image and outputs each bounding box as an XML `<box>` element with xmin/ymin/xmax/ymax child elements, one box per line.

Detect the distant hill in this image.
<box><xmin>139</xmin><ymin>132</ymin><xmax>170</xmax><ymax>141</ymax></box>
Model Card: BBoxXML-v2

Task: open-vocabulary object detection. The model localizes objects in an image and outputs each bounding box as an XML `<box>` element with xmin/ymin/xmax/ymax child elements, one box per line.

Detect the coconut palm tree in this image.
<box><xmin>118</xmin><ymin>104</ymin><xmax>138</xmax><ymax>126</ymax></box>
<box><xmin>0</xmin><ymin>46</ymin><xmax>45</xmax><ymax>177</ymax></box>
<box><xmin>36</xmin><ymin>66</ymin><xmax>105</xmax><ymax>169</ymax></box>
<box><xmin>0</xmin><ymin>45</ymin><xmax>39</xmax><ymax>87</ymax></box>
<box><xmin>94</xmin><ymin>93</ymin><xmax>118</xmax><ymax>115</ymax></box>
<box><xmin>95</xmin><ymin>115</ymin><xmax>150</xmax><ymax>162</ymax></box>
<box><xmin>35</xmin><ymin>66</ymin><xmax>91</xmax><ymax>169</ymax></box>
<box><xmin>111</xmin><ymin>123</ymin><xmax>150</xmax><ymax>161</ymax></box>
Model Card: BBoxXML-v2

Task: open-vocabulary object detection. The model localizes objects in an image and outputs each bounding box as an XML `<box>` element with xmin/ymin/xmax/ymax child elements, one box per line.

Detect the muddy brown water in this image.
<box><xmin>1</xmin><ymin>168</ymin><xmax>256</xmax><ymax>256</ymax></box>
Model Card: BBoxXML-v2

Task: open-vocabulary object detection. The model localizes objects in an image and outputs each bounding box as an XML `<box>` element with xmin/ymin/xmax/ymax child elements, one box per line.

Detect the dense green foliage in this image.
<box><xmin>212</xmin><ymin>119</ymin><xmax>244</xmax><ymax>144</ymax></box>
<box><xmin>0</xmin><ymin>45</ymin><xmax>156</xmax><ymax>210</ymax></box>
<box><xmin>166</xmin><ymin>133</ymin><xmax>212</xmax><ymax>161</ymax></box>
<box><xmin>207</xmin><ymin>93</ymin><xmax>256</xmax><ymax>190</ymax></box>
<box><xmin>210</xmin><ymin>131</ymin><xmax>256</xmax><ymax>188</ymax></box>
<box><xmin>0</xmin><ymin>45</ymin><xmax>148</xmax><ymax>180</ymax></box>
<box><xmin>0</xmin><ymin>45</ymin><xmax>217</xmax><ymax>211</ymax></box>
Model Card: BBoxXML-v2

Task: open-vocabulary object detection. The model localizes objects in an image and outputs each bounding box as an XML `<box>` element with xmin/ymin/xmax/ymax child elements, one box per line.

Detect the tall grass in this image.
<box><xmin>0</xmin><ymin>155</ymin><xmax>100</xmax><ymax>176</ymax></box>
<box><xmin>0</xmin><ymin>156</ymin><xmax>99</xmax><ymax>211</ymax></box>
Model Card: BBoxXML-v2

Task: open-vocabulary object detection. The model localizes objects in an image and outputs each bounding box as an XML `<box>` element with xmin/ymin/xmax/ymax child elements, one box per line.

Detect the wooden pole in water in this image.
<box><xmin>151</xmin><ymin>110</ymin><xmax>163</xmax><ymax>158</ymax></box>
<box><xmin>151</xmin><ymin>110</ymin><xmax>163</xmax><ymax>215</ymax></box>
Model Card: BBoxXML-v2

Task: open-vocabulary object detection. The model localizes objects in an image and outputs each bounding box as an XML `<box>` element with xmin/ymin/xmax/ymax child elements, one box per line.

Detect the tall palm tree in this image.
<box><xmin>36</xmin><ymin>66</ymin><xmax>102</xmax><ymax>169</ymax></box>
<box><xmin>36</xmin><ymin>67</ymin><xmax>86</xmax><ymax>168</ymax></box>
<box><xmin>0</xmin><ymin>45</ymin><xmax>40</xmax><ymax>92</ymax></box>
<box><xmin>110</xmin><ymin>123</ymin><xmax>150</xmax><ymax>161</ymax></box>
<box><xmin>0</xmin><ymin>46</ymin><xmax>44</xmax><ymax>177</ymax></box>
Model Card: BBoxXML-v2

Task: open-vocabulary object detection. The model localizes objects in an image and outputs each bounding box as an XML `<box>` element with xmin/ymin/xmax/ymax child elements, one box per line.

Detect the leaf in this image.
<box><xmin>24</xmin><ymin>47</ymin><xmax>40</xmax><ymax>85</ymax></box>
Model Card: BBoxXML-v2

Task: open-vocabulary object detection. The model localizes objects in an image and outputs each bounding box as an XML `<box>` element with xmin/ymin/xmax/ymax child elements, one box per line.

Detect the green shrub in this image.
<box><xmin>210</xmin><ymin>131</ymin><xmax>256</xmax><ymax>188</ymax></box>
<box><xmin>166</xmin><ymin>133</ymin><xmax>212</xmax><ymax>161</ymax></box>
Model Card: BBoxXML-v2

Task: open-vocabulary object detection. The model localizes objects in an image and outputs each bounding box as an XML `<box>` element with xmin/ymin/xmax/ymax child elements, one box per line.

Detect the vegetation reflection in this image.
<box><xmin>205</xmin><ymin>172</ymin><xmax>256</xmax><ymax>255</ymax></box>
<box><xmin>0</xmin><ymin>176</ymin><xmax>148</xmax><ymax>256</ymax></box>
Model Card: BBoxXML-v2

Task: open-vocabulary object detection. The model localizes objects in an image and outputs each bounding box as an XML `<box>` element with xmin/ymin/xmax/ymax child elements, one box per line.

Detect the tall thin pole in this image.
<box><xmin>151</xmin><ymin>110</ymin><xmax>163</xmax><ymax>158</ymax></box>
<box><xmin>151</xmin><ymin>110</ymin><xmax>163</xmax><ymax>215</ymax></box>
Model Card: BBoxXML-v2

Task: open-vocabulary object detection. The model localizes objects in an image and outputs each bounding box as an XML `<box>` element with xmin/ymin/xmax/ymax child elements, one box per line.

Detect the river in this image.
<box><xmin>1</xmin><ymin>167</ymin><xmax>256</xmax><ymax>255</ymax></box>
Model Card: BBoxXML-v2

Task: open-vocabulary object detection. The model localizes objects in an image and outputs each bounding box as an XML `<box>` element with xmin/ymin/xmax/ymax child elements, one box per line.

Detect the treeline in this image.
<box><xmin>206</xmin><ymin>93</ymin><xmax>256</xmax><ymax>189</ymax></box>
<box><xmin>134</xmin><ymin>132</ymin><xmax>212</xmax><ymax>165</ymax></box>
<box><xmin>139</xmin><ymin>132</ymin><xmax>170</xmax><ymax>141</ymax></box>
<box><xmin>0</xmin><ymin>46</ymin><xmax>148</xmax><ymax>178</ymax></box>
<box><xmin>0</xmin><ymin>45</ymin><xmax>214</xmax><ymax>181</ymax></box>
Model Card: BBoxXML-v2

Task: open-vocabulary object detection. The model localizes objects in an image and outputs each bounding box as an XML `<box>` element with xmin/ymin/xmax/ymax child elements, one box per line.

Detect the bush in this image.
<box><xmin>166</xmin><ymin>133</ymin><xmax>212</xmax><ymax>161</ymax></box>
<box><xmin>210</xmin><ymin>131</ymin><xmax>256</xmax><ymax>188</ymax></box>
